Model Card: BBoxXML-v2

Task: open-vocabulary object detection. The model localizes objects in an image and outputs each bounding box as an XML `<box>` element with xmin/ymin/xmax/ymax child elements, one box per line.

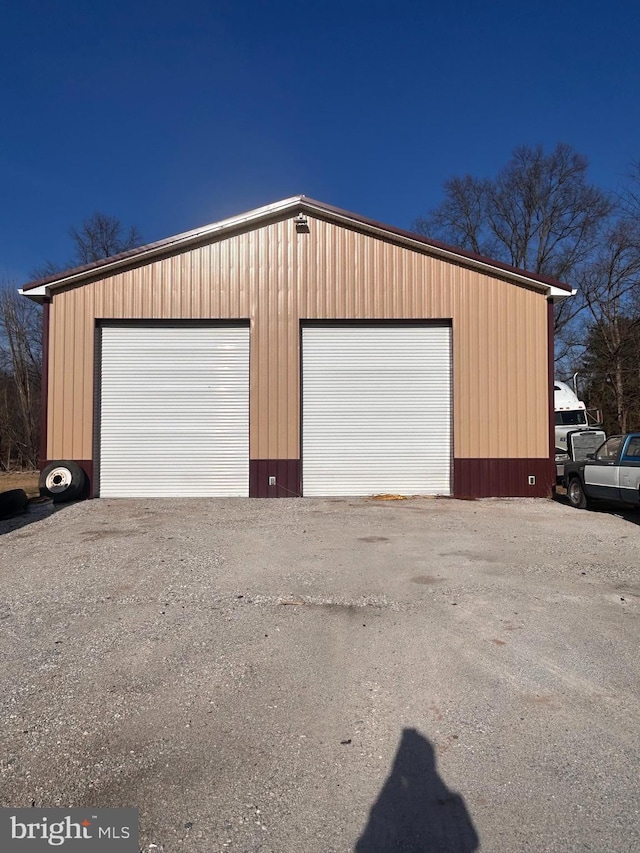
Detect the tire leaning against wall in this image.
<box><xmin>39</xmin><ymin>461</ymin><xmax>87</xmax><ymax>503</ymax></box>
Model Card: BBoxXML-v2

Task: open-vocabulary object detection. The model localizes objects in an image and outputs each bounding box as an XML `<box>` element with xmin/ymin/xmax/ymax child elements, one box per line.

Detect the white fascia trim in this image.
<box><xmin>546</xmin><ymin>286</ymin><xmax>577</xmax><ymax>303</ymax></box>
<box><xmin>19</xmin><ymin>286</ymin><xmax>46</xmax><ymax>301</ymax></box>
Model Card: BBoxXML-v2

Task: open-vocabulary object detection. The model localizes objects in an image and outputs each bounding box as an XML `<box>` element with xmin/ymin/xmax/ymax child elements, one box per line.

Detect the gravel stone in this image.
<box><xmin>0</xmin><ymin>496</ymin><xmax>638</xmax><ymax>852</ymax></box>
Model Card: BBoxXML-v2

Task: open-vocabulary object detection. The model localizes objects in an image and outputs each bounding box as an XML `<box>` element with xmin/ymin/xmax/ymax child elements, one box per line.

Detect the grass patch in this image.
<box><xmin>0</xmin><ymin>471</ymin><xmax>40</xmax><ymax>497</ymax></box>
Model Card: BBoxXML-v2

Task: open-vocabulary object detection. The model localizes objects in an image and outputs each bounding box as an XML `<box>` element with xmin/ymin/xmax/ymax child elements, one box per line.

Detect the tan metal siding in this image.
<box><xmin>46</xmin><ymin>214</ymin><xmax>549</xmax><ymax>464</ymax></box>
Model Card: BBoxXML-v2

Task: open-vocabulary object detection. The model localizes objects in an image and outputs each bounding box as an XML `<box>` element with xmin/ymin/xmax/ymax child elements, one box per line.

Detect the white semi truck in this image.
<box><xmin>554</xmin><ymin>379</ymin><xmax>606</xmax><ymax>478</ymax></box>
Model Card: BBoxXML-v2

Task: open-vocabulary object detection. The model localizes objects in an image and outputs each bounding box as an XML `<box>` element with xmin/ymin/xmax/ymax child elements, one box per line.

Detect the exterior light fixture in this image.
<box><xmin>295</xmin><ymin>213</ymin><xmax>309</xmax><ymax>233</ymax></box>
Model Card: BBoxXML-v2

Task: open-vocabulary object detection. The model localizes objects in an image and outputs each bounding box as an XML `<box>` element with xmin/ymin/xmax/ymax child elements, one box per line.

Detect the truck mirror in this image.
<box><xmin>586</xmin><ymin>453</ymin><xmax>595</xmax><ymax>460</ymax></box>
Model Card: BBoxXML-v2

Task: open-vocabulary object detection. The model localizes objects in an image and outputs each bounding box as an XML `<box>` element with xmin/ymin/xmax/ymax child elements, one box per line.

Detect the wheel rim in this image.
<box><xmin>569</xmin><ymin>481</ymin><xmax>580</xmax><ymax>504</ymax></box>
<box><xmin>45</xmin><ymin>466</ymin><xmax>72</xmax><ymax>493</ymax></box>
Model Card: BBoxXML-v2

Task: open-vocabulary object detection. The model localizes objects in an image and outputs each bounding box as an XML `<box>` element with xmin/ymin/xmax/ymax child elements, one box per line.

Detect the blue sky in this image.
<box><xmin>1</xmin><ymin>0</ymin><xmax>638</xmax><ymax>283</ymax></box>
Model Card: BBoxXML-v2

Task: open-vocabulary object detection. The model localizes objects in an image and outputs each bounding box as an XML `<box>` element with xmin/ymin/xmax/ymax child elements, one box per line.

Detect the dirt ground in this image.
<box><xmin>0</xmin><ymin>470</ymin><xmax>39</xmax><ymax>497</ymax></box>
<box><xmin>0</xmin><ymin>495</ymin><xmax>638</xmax><ymax>852</ymax></box>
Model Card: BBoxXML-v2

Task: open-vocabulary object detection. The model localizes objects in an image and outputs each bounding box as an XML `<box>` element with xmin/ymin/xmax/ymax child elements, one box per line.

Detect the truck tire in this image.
<box><xmin>39</xmin><ymin>461</ymin><xmax>86</xmax><ymax>503</ymax></box>
<box><xmin>0</xmin><ymin>488</ymin><xmax>28</xmax><ymax>519</ymax></box>
<box><xmin>567</xmin><ymin>476</ymin><xmax>588</xmax><ymax>510</ymax></box>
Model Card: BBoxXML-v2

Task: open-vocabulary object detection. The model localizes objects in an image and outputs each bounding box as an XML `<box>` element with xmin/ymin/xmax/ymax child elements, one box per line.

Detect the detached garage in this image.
<box><xmin>21</xmin><ymin>196</ymin><xmax>572</xmax><ymax>499</ymax></box>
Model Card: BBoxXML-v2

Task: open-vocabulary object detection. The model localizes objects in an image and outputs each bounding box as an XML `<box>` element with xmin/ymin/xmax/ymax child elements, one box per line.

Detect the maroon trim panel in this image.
<box><xmin>548</xmin><ymin>300</ymin><xmax>555</xmax><ymax>457</ymax></box>
<box><xmin>249</xmin><ymin>460</ymin><xmax>301</xmax><ymax>498</ymax></box>
<box><xmin>38</xmin><ymin>300</ymin><xmax>50</xmax><ymax>470</ymax></box>
<box><xmin>454</xmin><ymin>458</ymin><xmax>556</xmax><ymax>498</ymax></box>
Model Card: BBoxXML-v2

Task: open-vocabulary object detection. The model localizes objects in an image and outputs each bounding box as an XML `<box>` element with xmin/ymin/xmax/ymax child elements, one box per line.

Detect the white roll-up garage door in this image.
<box><xmin>99</xmin><ymin>325</ymin><xmax>249</xmax><ymax>497</ymax></box>
<box><xmin>302</xmin><ymin>325</ymin><xmax>451</xmax><ymax>496</ymax></box>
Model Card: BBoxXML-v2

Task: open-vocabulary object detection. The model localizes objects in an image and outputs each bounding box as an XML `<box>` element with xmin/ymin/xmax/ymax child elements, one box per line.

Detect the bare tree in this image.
<box><xmin>30</xmin><ymin>212</ymin><xmax>142</xmax><ymax>280</ymax></box>
<box><xmin>618</xmin><ymin>160</ymin><xmax>640</xmax><ymax>219</ymax></box>
<box><xmin>0</xmin><ymin>282</ymin><xmax>42</xmax><ymax>468</ymax></box>
<box><xmin>29</xmin><ymin>259</ymin><xmax>66</xmax><ymax>282</ymax></box>
<box><xmin>69</xmin><ymin>212</ymin><xmax>142</xmax><ymax>264</ymax></box>
<box><xmin>579</xmin><ymin>218</ymin><xmax>640</xmax><ymax>432</ymax></box>
<box><xmin>417</xmin><ymin>144</ymin><xmax>611</xmax><ymax>277</ymax></box>
<box><xmin>415</xmin><ymin>144</ymin><xmax>612</xmax><ymax>349</ymax></box>
<box><xmin>581</xmin><ymin>319</ymin><xmax>640</xmax><ymax>435</ymax></box>
<box><xmin>416</xmin><ymin>174</ymin><xmax>495</xmax><ymax>258</ymax></box>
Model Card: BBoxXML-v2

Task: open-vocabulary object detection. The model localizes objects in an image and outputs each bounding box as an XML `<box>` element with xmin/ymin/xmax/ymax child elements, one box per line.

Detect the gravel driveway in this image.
<box><xmin>1</xmin><ymin>496</ymin><xmax>638</xmax><ymax>852</ymax></box>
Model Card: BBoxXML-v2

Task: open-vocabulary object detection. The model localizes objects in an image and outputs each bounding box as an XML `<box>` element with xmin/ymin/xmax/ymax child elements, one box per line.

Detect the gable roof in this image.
<box><xmin>21</xmin><ymin>195</ymin><xmax>573</xmax><ymax>301</ymax></box>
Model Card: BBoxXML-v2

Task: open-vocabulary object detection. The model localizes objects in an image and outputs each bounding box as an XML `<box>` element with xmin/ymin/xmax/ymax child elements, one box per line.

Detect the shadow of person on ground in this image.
<box><xmin>356</xmin><ymin>728</ymin><xmax>479</xmax><ymax>853</ymax></box>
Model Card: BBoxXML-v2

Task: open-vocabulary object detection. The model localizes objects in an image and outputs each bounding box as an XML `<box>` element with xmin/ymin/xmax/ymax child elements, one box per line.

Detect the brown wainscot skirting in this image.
<box><xmin>41</xmin><ymin>459</ymin><xmax>94</xmax><ymax>499</ymax></box>
<box><xmin>249</xmin><ymin>460</ymin><xmax>301</xmax><ymax>498</ymax></box>
<box><xmin>454</xmin><ymin>458</ymin><xmax>555</xmax><ymax>498</ymax></box>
